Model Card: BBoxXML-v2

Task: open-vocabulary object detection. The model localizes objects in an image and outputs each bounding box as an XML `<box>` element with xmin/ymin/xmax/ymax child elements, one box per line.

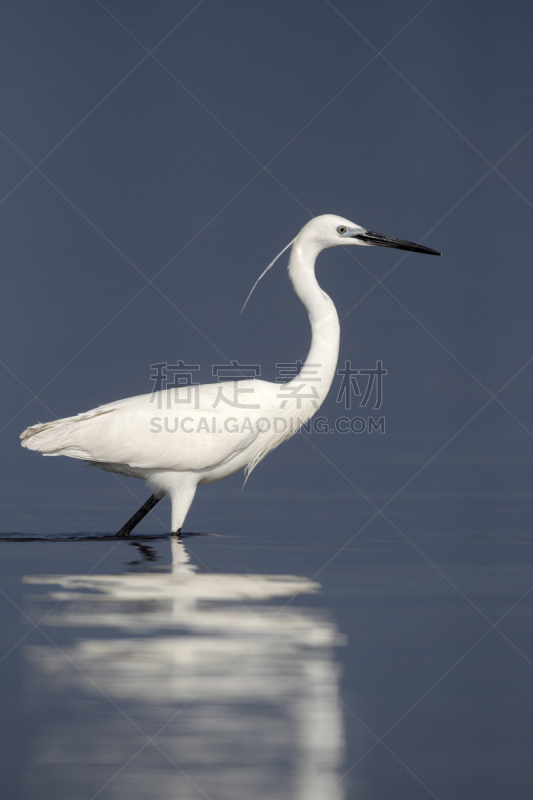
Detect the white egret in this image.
<box><xmin>21</xmin><ymin>214</ymin><xmax>440</xmax><ymax>535</ymax></box>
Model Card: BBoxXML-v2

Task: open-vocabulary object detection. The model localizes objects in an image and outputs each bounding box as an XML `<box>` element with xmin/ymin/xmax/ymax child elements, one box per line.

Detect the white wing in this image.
<box><xmin>21</xmin><ymin>380</ymin><xmax>280</xmax><ymax>472</ymax></box>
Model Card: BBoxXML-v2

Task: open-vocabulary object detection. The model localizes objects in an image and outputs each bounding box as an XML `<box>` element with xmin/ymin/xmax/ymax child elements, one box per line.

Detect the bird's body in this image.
<box><xmin>21</xmin><ymin>215</ymin><xmax>439</xmax><ymax>533</ymax></box>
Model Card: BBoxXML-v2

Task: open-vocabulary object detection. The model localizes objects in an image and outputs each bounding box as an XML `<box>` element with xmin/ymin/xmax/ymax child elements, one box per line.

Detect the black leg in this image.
<box><xmin>116</xmin><ymin>494</ymin><xmax>162</xmax><ymax>538</ymax></box>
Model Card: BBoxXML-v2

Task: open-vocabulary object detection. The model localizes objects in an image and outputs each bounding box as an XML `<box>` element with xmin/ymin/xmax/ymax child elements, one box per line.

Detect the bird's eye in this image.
<box><xmin>337</xmin><ymin>226</ymin><xmax>346</xmax><ymax>235</ymax></box>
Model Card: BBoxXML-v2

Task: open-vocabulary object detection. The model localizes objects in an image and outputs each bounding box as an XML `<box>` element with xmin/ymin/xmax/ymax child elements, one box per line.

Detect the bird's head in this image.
<box><xmin>242</xmin><ymin>214</ymin><xmax>440</xmax><ymax>312</ymax></box>
<box><xmin>298</xmin><ymin>214</ymin><xmax>441</xmax><ymax>256</ymax></box>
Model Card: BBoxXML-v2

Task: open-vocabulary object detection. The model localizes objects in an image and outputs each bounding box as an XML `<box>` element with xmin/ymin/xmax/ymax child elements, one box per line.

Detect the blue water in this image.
<box><xmin>1</xmin><ymin>527</ymin><xmax>532</xmax><ymax>799</ymax></box>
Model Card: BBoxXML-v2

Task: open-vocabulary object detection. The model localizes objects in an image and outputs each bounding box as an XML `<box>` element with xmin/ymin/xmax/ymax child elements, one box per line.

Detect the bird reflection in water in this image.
<box><xmin>24</xmin><ymin>538</ymin><xmax>346</xmax><ymax>800</ymax></box>
<box><xmin>126</xmin><ymin>538</ymin><xmax>161</xmax><ymax>567</ymax></box>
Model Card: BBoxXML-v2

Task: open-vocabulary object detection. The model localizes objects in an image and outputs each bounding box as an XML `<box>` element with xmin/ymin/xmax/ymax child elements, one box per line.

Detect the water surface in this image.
<box><xmin>1</xmin><ymin>528</ymin><xmax>532</xmax><ymax>799</ymax></box>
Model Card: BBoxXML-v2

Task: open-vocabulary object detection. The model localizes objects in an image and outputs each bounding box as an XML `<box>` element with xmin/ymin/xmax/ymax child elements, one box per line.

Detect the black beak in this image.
<box><xmin>353</xmin><ymin>230</ymin><xmax>441</xmax><ymax>256</ymax></box>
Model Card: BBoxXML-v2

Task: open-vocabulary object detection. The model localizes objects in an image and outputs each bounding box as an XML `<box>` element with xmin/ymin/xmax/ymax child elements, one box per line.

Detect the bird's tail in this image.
<box><xmin>20</xmin><ymin>408</ymin><xmax>115</xmax><ymax>458</ymax></box>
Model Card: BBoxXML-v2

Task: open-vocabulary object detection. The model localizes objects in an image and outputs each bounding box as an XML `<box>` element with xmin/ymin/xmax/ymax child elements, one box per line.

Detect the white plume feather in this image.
<box><xmin>241</xmin><ymin>237</ymin><xmax>296</xmax><ymax>313</ymax></box>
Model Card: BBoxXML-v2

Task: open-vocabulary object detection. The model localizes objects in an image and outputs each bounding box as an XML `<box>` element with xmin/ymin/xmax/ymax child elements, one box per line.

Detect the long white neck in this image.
<box><xmin>245</xmin><ymin>229</ymin><xmax>341</xmax><ymax>476</ymax></box>
<box><xmin>286</xmin><ymin>233</ymin><xmax>340</xmax><ymax>424</ymax></box>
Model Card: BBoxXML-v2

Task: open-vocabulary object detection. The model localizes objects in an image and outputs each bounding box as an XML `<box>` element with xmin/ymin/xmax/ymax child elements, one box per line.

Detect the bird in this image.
<box><xmin>21</xmin><ymin>214</ymin><xmax>440</xmax><ymax>536</ymax></box>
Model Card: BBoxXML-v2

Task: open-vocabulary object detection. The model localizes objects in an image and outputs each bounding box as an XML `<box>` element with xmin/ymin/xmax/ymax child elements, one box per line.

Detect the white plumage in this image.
<box><xmin>21</xmin><ymin>214</ymin><xmax>439</xmax><ymax>534</ymax></box>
